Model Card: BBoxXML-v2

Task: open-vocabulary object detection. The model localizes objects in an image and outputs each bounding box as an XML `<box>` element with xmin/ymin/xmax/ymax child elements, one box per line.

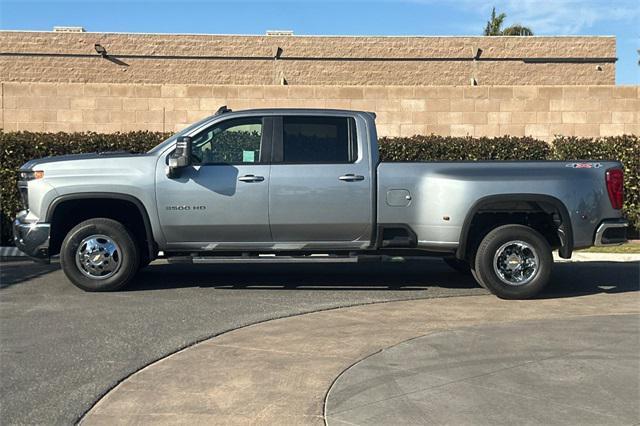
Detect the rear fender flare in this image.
<box><xmin>456</xmin><ymin>193</ymin><xmax>573</xmax><ymax>260</ymax></box>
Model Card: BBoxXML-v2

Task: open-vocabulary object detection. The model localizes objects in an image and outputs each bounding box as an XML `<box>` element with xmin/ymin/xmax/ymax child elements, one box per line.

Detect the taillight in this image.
<box><xmin>605</xmin><ymin>168</ymin><xmax>623</xmax><ymax>210</ymax></box>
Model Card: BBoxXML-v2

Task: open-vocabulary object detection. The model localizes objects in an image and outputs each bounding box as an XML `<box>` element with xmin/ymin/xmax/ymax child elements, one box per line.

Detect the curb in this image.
<box><xmin>554</xmin><ymin>252</ymin><xmax>640</xmax><ymax>262</ymax></box>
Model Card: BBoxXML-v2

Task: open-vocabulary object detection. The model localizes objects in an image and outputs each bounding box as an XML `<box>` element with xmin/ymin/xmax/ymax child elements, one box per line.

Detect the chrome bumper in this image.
<box><xmin>12</xmin><ymin>210</ymin><xmax>51</xmax><ymax>261</ymax></box>
<box><xmin>594</xmin><ymin>219</ymin><xmax>628</xmax><ymax>246</ymax></box>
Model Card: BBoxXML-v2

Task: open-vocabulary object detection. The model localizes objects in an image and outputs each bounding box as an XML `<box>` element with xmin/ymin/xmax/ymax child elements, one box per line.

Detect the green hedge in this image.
<box><xmin>1</xmin><ymin>131</ymin><xmax>638</xmax><ymax>246</ymax></box>
<box><xmin>378</xmin><ymin>135</ymin><xmax>552</xmax><ymax>161</ymax></box>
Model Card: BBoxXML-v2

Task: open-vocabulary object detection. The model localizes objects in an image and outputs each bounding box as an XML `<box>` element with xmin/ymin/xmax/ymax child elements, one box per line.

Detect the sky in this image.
<box><xmin>1</xmin><ymin>0</ymin><xmax>638</xmax><ymax>84</ymax></box>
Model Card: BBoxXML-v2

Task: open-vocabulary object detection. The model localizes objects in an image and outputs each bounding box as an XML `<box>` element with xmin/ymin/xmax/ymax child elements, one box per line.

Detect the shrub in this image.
<box><xmin>379</xmin><ymin>135</ymin><xmax>551</xmax><ymax>161</ymax></box>
<box><xmin>0</xmin><ymin>131</ymin><xmax>637</xmax><ymax>246</ymax></box>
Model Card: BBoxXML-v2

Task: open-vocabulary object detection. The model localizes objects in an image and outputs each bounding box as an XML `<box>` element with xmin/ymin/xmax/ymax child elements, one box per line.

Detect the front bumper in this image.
<box><xmin>12</xmin><ymin>210</ymin><xmax>51</xmax><ymax>261</ymax></box>
<box><xmin>594</xmin><ymin>219</ymin><xmax>628</xmax><ymax>246</ymax></box>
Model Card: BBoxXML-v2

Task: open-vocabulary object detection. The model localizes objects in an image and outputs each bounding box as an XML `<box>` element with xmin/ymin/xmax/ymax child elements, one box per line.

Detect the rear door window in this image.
<box><xmin>280</xmin><ymin>116</ymin><xmax>357</xmax><ymax>163</ymax></box>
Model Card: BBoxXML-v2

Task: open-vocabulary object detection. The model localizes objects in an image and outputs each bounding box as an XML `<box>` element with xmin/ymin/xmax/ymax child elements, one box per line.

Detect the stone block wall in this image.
<box><xmin>0</xmin><ymin>32</ymin><xmax>616</xmax><ymax>86</ymax></box>
<box><xmin>2</xmin><ymin>83</ymin><xmax>638</xmax><ymax>140</ymax></box>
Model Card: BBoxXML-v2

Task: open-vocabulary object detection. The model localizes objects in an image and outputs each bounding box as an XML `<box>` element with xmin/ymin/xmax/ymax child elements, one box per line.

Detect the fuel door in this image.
<box><xmin>386</xmin><ymin>189</ymin><xmax>412</xmax><ymax>207</ymax></box>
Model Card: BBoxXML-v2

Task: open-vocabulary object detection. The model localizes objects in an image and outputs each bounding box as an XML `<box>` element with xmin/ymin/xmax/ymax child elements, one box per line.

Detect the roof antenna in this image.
<box><xmin>215</xmin><ymin>105</ymin><xmax>232</xmax><ymax>115</ymax></box>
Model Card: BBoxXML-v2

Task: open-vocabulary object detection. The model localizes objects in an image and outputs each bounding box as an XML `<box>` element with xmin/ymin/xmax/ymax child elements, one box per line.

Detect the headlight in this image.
<box><xmin>17</xmin><ymin>170</ymin><xmax>43</xmax><ymax>210</ymax></box>
<box><xmin>18</xmin><ymin>170</ymin><xmax>44</xmax><ymax>181</ymax></box>
<box><xmin>19</xmin><ymin>185</ymin><xmax>29</xmax><ymax>210</ymax></box>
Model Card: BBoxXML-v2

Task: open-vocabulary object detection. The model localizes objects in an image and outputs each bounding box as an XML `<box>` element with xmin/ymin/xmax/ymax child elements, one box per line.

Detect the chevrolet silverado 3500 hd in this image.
<box><xmin>14</xmin><ymin>107</ymin><xmax>628</xmax><ymax>298</ymax></box>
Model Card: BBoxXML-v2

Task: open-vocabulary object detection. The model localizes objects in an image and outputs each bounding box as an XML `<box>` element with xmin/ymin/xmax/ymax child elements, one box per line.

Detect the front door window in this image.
<box><xmin>191</xmin><ymin>118</ymin><xmax>263</xmax><ymax>165</ymax></box>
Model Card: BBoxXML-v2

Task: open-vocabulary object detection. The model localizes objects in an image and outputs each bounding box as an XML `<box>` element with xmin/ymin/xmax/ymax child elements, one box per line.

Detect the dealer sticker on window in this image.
<box><xmin>243</xmin><ymin>150</ymin><xmax>255</xmax><ymax>163</ymax></box>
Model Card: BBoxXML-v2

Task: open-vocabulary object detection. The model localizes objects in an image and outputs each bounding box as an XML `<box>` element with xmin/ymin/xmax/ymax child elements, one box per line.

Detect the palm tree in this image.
<box><xmin>483</xmin><ymin>7</ymin><xmax>533</xmax><ymax>36</ymax></box>
<box><xmin>484</xmin><ymin>8</ymin><xmax>506</xmax><ymax>36</ymax></box>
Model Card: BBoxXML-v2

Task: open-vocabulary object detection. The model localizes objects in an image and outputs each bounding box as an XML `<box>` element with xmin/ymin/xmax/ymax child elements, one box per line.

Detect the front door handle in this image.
<box><xmin>338</xmin><ymin>174</ymin><xmax>365</xmax><ymax>182</ymax></box>
<box><xmin>238</xmin><ymin>174</ymin><xmax>265</xmax><ymax>183</ymax></box>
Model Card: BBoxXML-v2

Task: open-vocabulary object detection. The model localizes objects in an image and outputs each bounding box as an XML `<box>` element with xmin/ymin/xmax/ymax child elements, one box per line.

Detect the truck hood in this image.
<box><xmin>20</xmin><ymin>152</ymin><xmax>148</xmax><ymax>170</ymax></box>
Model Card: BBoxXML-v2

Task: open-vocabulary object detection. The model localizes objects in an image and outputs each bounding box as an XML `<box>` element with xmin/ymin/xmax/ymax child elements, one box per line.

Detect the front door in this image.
<box><xmin>268</xmin><ymin>115</ymin><xmax>373</xmax><ymax>246</ymax></box>
<box><xmin>156</xmin><ymin>116</ymin><xmax>271</xmax><ymax>248</ymax></box>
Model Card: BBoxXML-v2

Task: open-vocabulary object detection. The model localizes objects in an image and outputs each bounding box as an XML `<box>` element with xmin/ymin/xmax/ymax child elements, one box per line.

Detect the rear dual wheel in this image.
<box><xmin>472</xmin><ymin>224</ymin><xmax>553</xmax><ymax>299</ymax></box>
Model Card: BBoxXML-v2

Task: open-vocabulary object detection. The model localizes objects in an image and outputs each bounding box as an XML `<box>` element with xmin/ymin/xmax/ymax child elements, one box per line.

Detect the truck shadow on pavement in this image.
<box><xmin>540</xmin><ymin>261</ymin><xmax>639</xmax><ymax>298</ymax></box>
<box><xmin>133</xmin><ymin>261</ymin><xmax>479</xmax><ymax>292</ymax></box>
<box><xmin>1</xmin><ymin>258</ymin><xmax>637</xmax><ymax>298</ymax></box>
<box><xmin>0</xmin><ymin>259</ymin><xmax>60</xmax><ymax>289</ymax></box>
<box><xmin>127</xmin><ymin>260</ymin><xmax>639</xmax><ymax>298</ymax></box>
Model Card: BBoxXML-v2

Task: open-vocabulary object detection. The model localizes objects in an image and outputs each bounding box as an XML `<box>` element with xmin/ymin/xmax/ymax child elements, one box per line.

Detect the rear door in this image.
<box><xmin>268</xmin><ymin>114</ymin><xmax>372</xmax><ymax>247</ymax></box>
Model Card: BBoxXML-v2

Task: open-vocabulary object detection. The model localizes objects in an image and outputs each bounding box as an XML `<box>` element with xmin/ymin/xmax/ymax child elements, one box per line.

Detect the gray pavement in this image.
<box><xmin>326</xmin><ymin>315</ymin><xmax>640</xmax><ymax>425</ymax></box>
<box><xmin>0</xmin><ymin>258</ymin><xmax>485</xmax><ymax>425</ymax></box>
<box><xmin>1</xmin><ymin>258</ymin><xmax>638</xmax><ymax>425</ymax></box>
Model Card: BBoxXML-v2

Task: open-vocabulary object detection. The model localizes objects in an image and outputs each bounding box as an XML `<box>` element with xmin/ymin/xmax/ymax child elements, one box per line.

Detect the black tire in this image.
<box><xmin>60</xmin><ymin>218</ymin><xmax>139</xmax><ymax>292</ymax></box>
<box><xmin>470</xmin><ymin>265</ymin><xmax>486</xmax><ymax>289</ymax></box>
<box><xmin>443</xmin><ymin>257</ymin><xmax>471</xmax><ymax>275</ymax></box>
<box><xmin>465</xmin><ymin>252</ymin><xmax>487</xmax><ymax>289</ymax></box>
<box><xmin>473</xmin><ymin>224</ymin><xmax>552</xmax><ymax>299</ymax></box>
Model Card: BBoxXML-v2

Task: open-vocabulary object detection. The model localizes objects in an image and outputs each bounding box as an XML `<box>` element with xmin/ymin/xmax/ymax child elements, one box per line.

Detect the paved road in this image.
<box><xmin>0</xmin><ymin>258</ymin><xmax>637</xmax><ymax>424</ymax></box>
<box><xmin>327</xmin><ymin>315</ymin><xmax>640</xmax><ymax>425</ymax></box>
<box><xmin>0</xmin><ymin>258</ymin><xmax>485</xmax><ymax>425</ymax></box>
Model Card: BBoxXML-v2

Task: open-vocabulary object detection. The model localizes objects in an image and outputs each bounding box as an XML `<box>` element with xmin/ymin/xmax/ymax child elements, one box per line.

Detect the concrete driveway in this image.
<box><xmin>327</xmin><ymin>314</ymin><xmax>639</xmax><ymax>425</ymax></box>
<box><xmin>1</xmin><ymin>258</ymin><xmax>638</xmax><ymax>424</ymax></box>
<box><xmin>84</xmin><ymin>296</ymin><xmax>639</xmax><ymax>425</ymax></box>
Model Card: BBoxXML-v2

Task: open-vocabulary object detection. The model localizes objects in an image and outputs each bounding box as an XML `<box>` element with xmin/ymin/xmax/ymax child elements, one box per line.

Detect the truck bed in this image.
<box><xmin>377</xmin><ymin>160</ymin><xmax>623</xmax><ymax>251</ymax></box>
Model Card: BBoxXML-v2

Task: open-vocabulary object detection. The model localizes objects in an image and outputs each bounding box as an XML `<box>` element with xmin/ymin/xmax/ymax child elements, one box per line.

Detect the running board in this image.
<box><xmin>166</xmin><ymin>254</ymin><xmax>406</xmax><ymax>264</ymax></box>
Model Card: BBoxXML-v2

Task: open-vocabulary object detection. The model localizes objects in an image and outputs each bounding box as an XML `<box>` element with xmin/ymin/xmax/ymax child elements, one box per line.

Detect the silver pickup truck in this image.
<box><xmin>14</xmin><ymin>107</ymin><xmax>628</xmax><ymax>299</ymax></box>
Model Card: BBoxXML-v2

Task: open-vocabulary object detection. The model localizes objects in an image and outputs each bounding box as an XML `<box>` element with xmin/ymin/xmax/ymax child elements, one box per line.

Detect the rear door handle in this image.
<box><xmin>238</xmin><ymin>174</ymin><xmax>265</xmax><ymax>183</ymax></box>
<box><xmin>338</xmin><ymin>174</ymin><xmax>365</xmax><ymax>182</ymax></box>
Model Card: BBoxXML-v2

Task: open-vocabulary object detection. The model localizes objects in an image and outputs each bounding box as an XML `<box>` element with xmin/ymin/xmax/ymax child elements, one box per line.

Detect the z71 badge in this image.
<box><xmin>165</xmin><ymin>205</ymin><xmax>206</xmax><ymax>211</ymax></box>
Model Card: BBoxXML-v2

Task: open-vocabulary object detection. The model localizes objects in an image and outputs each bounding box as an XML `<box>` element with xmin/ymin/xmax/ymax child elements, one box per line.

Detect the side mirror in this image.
<box><xmin>167</xmin><ymin>136</ymin><xmax>192</xmax><ymax>178</ymax></box>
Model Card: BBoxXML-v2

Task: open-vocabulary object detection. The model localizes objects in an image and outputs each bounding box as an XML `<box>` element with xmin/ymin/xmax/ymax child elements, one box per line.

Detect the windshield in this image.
<box><xmin>146</xmin><ymin>115</ymin><xmax>215</xmax><ymax>154</ymax></box>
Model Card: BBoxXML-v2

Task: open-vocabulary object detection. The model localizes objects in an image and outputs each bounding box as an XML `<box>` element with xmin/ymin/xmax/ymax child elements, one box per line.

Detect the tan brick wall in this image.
<box><xmin>0</xmin><ymin>32</ymin><xmax>615</xmax><ymax>86</ymax></box>
<box><xmin>2</xmin><ymin>83</ymin><xmax>638</xmax><ymax>139</ymax></box>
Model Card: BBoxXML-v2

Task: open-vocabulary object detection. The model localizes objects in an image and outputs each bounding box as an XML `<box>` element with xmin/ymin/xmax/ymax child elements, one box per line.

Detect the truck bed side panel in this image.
<box><xmin>377</xmin><ymin>161</ymin><xmax>623</xmax><ymax>250</ymax></box>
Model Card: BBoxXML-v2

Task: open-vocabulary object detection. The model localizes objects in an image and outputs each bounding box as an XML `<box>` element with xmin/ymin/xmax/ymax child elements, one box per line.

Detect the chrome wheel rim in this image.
<box><xmin>493</xmin><ymin>240</ymin><xmax>539</xmax><ymax>286</ymax></box>
<box><xmin>75</xmin><ymin>234</ymin><xmax>122</xmax><ymax>280</ymax></box>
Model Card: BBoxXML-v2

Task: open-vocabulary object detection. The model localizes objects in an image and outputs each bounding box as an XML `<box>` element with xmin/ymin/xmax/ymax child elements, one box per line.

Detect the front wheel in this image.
<box><xmin>60</xmin><ymin>218</ymin><xmax>140</xmax><ymax>292</ymax></box>
<box><xmin>473</xmin><ymin>224</ymin><xmax>552</xmax><ymax>299</ymax></box>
